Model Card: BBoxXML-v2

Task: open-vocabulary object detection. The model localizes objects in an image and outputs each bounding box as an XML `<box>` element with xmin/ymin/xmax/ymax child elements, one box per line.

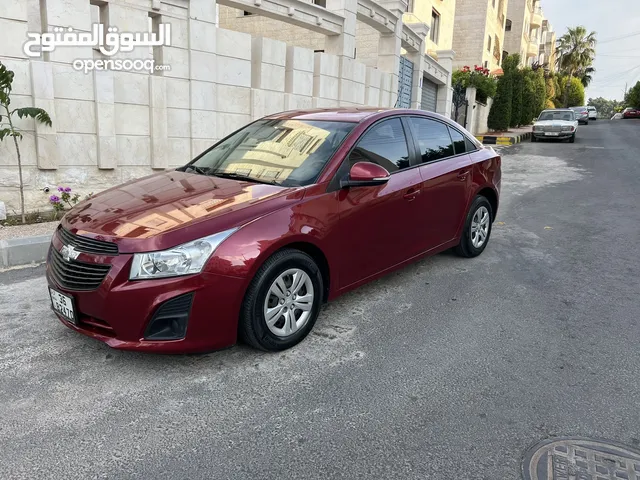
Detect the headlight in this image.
<box><xmin>561</xmin><ymin>126</ymin><xmax>573</xmax><ymax>131</ymax></box>
<box><xmin>129</xmin><ymin>228</ymin><xmax>238</xmax><ymax>280</ymax></box>
<box><xmin>533</xmin><ymin>125</ymin><xmax>543</xmax><ymax>131</ymax></box>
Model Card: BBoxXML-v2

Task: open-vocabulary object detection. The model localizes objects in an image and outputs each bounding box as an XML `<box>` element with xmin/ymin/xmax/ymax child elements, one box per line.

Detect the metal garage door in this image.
<box><xmin>397</xmin><ymin>56</ymin><xmax>413</xmax><ymax>108</ymax></box>
<box><xmin>421</xmin><ymin>77</ymin><xmax>438</xmax><ymax>111</ymax></box>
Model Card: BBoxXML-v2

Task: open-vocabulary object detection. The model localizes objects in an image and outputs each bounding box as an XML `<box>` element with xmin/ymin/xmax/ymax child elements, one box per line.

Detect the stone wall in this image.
<box><xmin>0</xmin><ymin>0</ymin><xmax>397</xmax><ymax>214</ymax></box>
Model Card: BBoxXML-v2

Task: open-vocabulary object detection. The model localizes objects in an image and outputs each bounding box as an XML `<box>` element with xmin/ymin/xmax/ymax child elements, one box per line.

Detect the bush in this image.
<box><xmin>533</xmin><ymin>69</ymin><xmax>546</xmax><ymax>117</ymax></box>
<box><xmin>560</xmin><ymin>76</ymin><xmax>586</xmax><ymax>107</ymax></box>
<box><xmin>521</xmin><ymin>75</ymin><xmax>536</xmax><ymax>125</ymax></box>
<box><xmin>544</xmin><ymin>98</ymin><xmax>556</xmax><ymax>109</ymax></box>
<box><xmin>452</xmin><ymin>65</ymin><xmax>498</xmax><ymax>104</ymax></box>
<box><xmin>510</xmin><ymin>70</ymin><xmax>523</xmax><ymax>128</ymax></box>
<box><xmin>545</xmin><ymin>77</ymin><xmax>556</xmax><ymax>101</ymax></box>
<box><xmin>487</xmin><ymin>54</ymin><xmax>521</xmax><ymax>131</ymax></box>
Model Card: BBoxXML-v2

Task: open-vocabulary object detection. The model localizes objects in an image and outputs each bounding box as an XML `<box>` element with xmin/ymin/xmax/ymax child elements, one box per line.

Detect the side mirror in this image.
<box><xmin>340</xmin><ymin>162</ymin><xmax>391</xmax><ymax>189</ymax></box>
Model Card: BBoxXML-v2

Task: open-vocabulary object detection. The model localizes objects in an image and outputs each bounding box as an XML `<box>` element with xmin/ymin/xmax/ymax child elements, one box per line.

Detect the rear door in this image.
<box><xmin>335</xmin><ymin>117</ymin><xmax>424</xmax><ymax>289</ymax></box>
<box><xmin>406</xmin><ymin>117</ymin><xmax>472</xmax><ymax>249</ymax></box>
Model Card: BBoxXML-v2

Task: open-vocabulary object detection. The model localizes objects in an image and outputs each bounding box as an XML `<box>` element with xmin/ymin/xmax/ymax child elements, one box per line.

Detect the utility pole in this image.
<box><xmin>624</xmin><ymin>82</ymin><xmax>628</xmax><ymax>100</ymax></box>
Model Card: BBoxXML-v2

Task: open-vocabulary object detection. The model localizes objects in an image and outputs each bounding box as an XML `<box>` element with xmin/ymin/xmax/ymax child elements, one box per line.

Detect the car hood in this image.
<box><xmin>534</xmin><ymin>120</ymin><xmax>576</xmax><ymax>127</ymax></box>
<box><xmin>61</xmin><ymin>171</ymin><xmax>303</xmax><ymax>252</ymax></box>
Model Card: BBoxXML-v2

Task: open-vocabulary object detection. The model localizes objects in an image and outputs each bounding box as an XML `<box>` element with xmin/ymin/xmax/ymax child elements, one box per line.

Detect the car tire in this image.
<box><xmin>531</xmin><ymin>135</ymin><xmax>536</xmax><ymax>142</ymax></box>
<box><xmin>585</xmin><ymin>121</ymin><xmax>589</xmax><ymax>125</ymax></box>
<box><xmin>239</xmin><ymin>249</ymin><xmax>323</xmax><ymax>351</ymax></box>
<box><xmin>570</xmin><ymin>134</ymin><xmax>576</xmax><ymax>143</ymax></box>
<box><xmin>455</xmin><ymin>195</ymin><xmax>493</xmax><ymax>258</ymax></box>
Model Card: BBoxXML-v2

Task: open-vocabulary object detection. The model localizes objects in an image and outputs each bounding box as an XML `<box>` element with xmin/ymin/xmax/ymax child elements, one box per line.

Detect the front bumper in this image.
<box><xmin>46</xmin><ymin>232</ymin><xmax>247</xmax><ymax>353</ymax></box>
<box><xmin>532</xmin><ymin>131</ymin><xmax>574</xmax><ymax>139</ymax></box>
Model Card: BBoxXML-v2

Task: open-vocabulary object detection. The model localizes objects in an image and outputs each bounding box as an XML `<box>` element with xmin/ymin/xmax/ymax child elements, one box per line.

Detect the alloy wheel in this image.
<box><xmin>470</xmin><ymin>206</ymin><xmax>490</xmax><ymax>248</ymax></box>
<box><xmin>263</xmin><ymin>268</ymin><xmax>314</xmax><ymax>337</ymax></box>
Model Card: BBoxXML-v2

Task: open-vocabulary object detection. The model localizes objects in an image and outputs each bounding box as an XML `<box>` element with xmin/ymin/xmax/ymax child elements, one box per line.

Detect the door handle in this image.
<box><xmin>403</xmin><ymin>188</ymin><xmax>421</xmax><ymax>201</ymax></box>
<box><xmin>457</xmin><ymin>169</ymin><xmax>470</xmax><ymax>181</ymax></box>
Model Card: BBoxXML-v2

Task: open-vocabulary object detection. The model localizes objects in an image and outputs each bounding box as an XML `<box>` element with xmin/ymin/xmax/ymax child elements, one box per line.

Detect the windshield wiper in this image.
<box><xmin>184</xmin><ymin>165</ymin><xmax>210</xmax><ymax>175</ymax></box>
<box><xmin>210</xmin><ymin>171</ymin><xmax>281</xmax><ymax>186</ymax></box>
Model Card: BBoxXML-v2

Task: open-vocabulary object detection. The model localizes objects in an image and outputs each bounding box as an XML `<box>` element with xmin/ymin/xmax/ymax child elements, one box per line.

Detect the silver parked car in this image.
<box><xmin>570</xmin><ymin>106</ymin><xmax>589</xmax><ymax>125</ymax></box>
<box><xmin>531</xmin><ymin>109</ymin><xmax>579</xmax><ymax>143</ymax></box>
<box><xmin>587</xmin><ymin>106</ymin><xmax>597</xmax><ymax>120</ymax></box>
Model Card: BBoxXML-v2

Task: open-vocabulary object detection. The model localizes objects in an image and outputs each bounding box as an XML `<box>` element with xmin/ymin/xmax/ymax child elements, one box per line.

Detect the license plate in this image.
<box><xmin>49</xmin><ymin>288</ymin><xmax>76</xmax><ymax>324</ymax></box>
<box><xmin>545</xmin><ymin>132</ymin><xmax>560</xmax><ymax>136</ymax></box>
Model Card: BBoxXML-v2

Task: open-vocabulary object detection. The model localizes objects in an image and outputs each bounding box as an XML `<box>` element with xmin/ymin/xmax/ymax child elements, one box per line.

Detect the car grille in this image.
<box><xmin>57</xmin><ymin>227</ymin><xmax>119</xmax><ymax>256</ymax></box>
<box><xmin>547</xmin><ymin>125</ymin><xmax>562</xmax><ymax>132</ymax></box>
<box><xmin>48</xmin><ymin>247</ymin><xmax>111</xmax><ymax>291</ymax></box>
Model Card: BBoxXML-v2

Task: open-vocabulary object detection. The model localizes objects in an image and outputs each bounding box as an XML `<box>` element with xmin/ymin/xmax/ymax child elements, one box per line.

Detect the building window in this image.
<box><xmin>487</xmin><ymin>35</ymin><xmax>492</xmax><ymax>52</ymax></box>
<box><xmin>484</xmin><ymin>61</ymin><xmax>489</xmax><ymax>69</ymax></box>
<box><xmin>243</xmin><ymin>11</ymin><xmax>253</xmax><ymax>15</ymax></box>
<box><xmin>313</xmin><ymin>0</ymin><xmax>326</xmax><ymax>7</ymax></box>
<box><xmin>430</xmin><ymin>9</ymin><xmax>440</xmax><ymax>43</ymax></box>
<box><xmin>492</xmin><ymin>0</ymin><xmax>496</xmax><ymax>7</ymax></box>
<box><xmin>505</xmin><ymin>19</ymin><xmax>512</xmax><ymax>32</ymax></box>
<box><xmin>407</xmin><ymin>0</ymin><xmax>414</xmax><ymax>12</ymax></box>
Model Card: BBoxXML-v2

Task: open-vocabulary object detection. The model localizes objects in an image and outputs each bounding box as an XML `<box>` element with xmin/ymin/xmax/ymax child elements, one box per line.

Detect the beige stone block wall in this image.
<box><xmin>218</xmin><ymin>6</ymin><xmax>326</xmax><ymax>51</ymax></box>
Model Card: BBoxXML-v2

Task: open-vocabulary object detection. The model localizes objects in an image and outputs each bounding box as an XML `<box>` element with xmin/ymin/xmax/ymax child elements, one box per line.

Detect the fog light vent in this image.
<box><xmin>144</xmin><ymin>293</ymin><xmax>193</xmax><ymax>340</ymax></box>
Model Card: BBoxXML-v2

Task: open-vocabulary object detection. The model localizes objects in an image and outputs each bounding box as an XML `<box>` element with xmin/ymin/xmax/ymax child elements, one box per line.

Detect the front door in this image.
<box><xmin>406</xmin><ymin>116</ymin><xmax>472</xmax><ymax>249</ymax></box>
<box><xmin>335</xmin><ymin>118</ymin><xmax>424</xmax><ymax>290</ymax></box>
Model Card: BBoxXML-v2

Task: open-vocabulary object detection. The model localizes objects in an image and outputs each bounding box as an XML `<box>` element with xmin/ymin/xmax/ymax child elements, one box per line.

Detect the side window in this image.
<box><xmin>348</xmin><ymin>118</ymin><xmax>410</xmax><ymax>173</ymax></box>
<box><xmin>448</xmin><ymin>127</ymin><xmax>466</xmax><ymax>155</ymax></box>
<box><xmin>408</xmin><ymin>117</ymin><xmax>454</xmax><ymax>163</ymax></box>
<box><xmin>465</xmin><ymin>137</ymin><xmax>477</xmax><ymax>152</ymax></box>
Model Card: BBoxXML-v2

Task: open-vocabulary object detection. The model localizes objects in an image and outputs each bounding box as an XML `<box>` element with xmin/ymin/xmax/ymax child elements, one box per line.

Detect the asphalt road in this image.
<box><xmin>1</xmin><ymin>119</ymin><xmax>639</xmax><ymax>479</ymax></box>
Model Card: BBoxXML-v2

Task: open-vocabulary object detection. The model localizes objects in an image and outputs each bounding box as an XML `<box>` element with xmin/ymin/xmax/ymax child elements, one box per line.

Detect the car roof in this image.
<box><xmin>263</xmin><ymin>107</ymin><xmax>447</xmax><ymax>123</ymax></box>
<box><xmin>541</xmin><ymin>109</ymin><xmax>573</xmax><ymax>113</ymax></box>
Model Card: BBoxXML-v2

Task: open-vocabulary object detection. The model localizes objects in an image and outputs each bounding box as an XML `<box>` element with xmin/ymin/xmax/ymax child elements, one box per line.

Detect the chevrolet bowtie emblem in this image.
<box><xmin>60</xmin><ymin>244</ymin><xmax>80</xmax><ymax>262</ymax></box>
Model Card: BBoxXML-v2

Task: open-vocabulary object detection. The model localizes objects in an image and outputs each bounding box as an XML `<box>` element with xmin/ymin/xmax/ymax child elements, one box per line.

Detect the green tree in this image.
<box><xmin>521</xmin><ymin>74</ymin><xmax>536</xmax><ymax>125</ymax></box>
<box><xmin>556</xmin><ymin>26</ymin><xmax>597</xmax><ymax>107</ymax></box>
<box><xmin>545</xmin><ymin>76</ymin><xmax>556</xmax><ymax>101</ymax></box>
<box><xmin>488</xmin><ymin>54</ymin><xmax>520</xmax><ymax>131</ymax></box>
<box><xmin>577</xmin><ymin>66</ymin><xmax>595</xmax><ymax>88</ymax></box>
<box><xmin>510</xmin><ymin>70</ymin><xmax>523</xmax><ymax>128</ymax></box>
<box><xmin>625</xmin><ymin>81</ymin><xmax>640</xmax><ymax>108</ymax></box>
<box><xmin>560</xmin><ymin>76</ymin><xmax>585</xmax><ymax>107</ymax></box>
<box><xmin>0</xmin><ymin>61</ymin><xmax>53</xmax><ymax>223</ymax></box>
<box><xmin>533</xmin><ymin>69</ymin><xmax>546</xmax><ymax>117</ymax></box>
<box><xmin>587</xmin><ymin>97</ymin><xmax>623</xmax><ymax>118</ymax></box>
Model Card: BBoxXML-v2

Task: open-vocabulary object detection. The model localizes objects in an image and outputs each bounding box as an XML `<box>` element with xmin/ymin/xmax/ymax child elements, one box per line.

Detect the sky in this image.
<box><xmin>540</xmin><ymin>0</ymin><xmax>640</xmax><ymax>101</ymax></box>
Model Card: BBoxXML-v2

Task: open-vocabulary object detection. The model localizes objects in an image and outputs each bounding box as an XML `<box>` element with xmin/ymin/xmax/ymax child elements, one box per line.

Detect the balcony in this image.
<box><xmin>531</xmin><ymin>6</ymin><xmax>543</xmax><ymax>28</ymax></box>
<box><xmin>526</xmin><ymin>42</ymin><xmax>538</xmax><ymax>58</ymax></box>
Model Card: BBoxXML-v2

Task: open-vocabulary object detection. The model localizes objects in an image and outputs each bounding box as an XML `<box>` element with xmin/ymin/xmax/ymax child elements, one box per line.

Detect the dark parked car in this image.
<box><xmin>570</xmin><ymin>106</ymin><xmax>589</xmax><ymax>125</ymax></box>
<box><xmin>47</xmin><ymin>108</ymin><xmax>501</xmax><ymax>353</ymax></box>
<box><xmin>622</xmin><ymin>107</ymin><xmax>640</xmax><ymax>119</ymax></box>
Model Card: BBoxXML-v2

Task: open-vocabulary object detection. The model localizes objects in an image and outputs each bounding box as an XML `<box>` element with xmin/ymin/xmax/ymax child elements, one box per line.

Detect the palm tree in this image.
<box><xmin>556</xmin><ymin>26</ymin><xmax>597</xmax><ymax>106</ymax></box>
<box><xmin>577</xmin><ymin>66</ymin><xmax>596</xmax><ymax>88</ymax></box>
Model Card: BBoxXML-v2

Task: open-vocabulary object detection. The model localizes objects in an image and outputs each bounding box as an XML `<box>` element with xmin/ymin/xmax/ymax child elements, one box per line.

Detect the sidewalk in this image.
<box><xmin>475</xmin><ymin>125</ymin><xmax>532</xmax><ymax>146</ymax></box>
<box><xmin>0</xmin><ymin>221</ymin><xmax>57</xmax><ymax>269</ymax></box>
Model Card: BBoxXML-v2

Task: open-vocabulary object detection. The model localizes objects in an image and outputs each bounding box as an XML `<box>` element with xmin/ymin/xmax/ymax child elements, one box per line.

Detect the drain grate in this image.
<box><xmin>523</xmin><ymin>437</ymin><xmax>640</xmax><ymax>480</ymax></box>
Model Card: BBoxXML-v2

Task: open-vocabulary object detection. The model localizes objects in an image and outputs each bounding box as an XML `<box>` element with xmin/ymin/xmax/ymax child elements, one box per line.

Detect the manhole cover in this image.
<box><xmin>523</xmin><ymin>437</ymin><xmax>640</xmax><ymax>480</ymax></box>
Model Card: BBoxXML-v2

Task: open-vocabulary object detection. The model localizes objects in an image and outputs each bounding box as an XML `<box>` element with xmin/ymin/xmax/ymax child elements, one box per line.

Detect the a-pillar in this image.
<box><xmin>404</xmin><ymin>23</ymin><xmax>429</xmax><ymax>110</ymax></box>
<box><xmin>435</xmin><ymin>49</ymin><xmax>455</xmax><ymax>118</ymax></box>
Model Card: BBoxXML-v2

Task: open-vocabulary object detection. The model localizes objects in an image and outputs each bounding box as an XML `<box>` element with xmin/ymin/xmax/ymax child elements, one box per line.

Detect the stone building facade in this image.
<box><xmin>503</xmin><ymin>0</ymin><xmax>554</xmax><ymax>69</ymax></box>
<box><xmin>0</xmin><ymin>0</ymin><xmax>451</xmax><ymax>214</ymax></box>
<box><xmin>451</xmin><ymin>0</ymin><xmax>508</xmax><ymax>73</ymax></box>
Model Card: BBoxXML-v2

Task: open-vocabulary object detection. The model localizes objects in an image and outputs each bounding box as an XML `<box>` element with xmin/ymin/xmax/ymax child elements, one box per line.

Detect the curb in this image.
<box><xmin>0</xmin><ymin>234</ymin><xmax>50</xmax><ymax>269</ymax></box>
<box><xmin>476</xmin><ymin>131</ymin><xmax>532</xmax><ymax>146</ymax></box>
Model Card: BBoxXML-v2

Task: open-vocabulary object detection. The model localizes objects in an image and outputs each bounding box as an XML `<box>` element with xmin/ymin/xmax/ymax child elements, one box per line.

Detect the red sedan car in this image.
<box><xmin>47</xmin><ymin>108</ymin><xmax>501</xmax><ymax>353</ymax></box>
<box><xmin>622</xmin><ymin>107</ymin><xmax>640</xmax><ymax>119</ymax></box>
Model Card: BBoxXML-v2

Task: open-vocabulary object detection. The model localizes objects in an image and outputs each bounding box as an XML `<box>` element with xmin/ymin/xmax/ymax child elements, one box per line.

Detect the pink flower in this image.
<box><xmin>50</xmin><ymin>195</ymin><xmax>60</xmax><ymax>203</ymax></box>
<box><xmin>64</xmin><ymin>187</ymin><xmax>71</xmax><ymax>193</ymax></box>
<box><xmin>57</xmin><ymin>186</ymin><xmax>64</xmax><ymax>192</ymax></box>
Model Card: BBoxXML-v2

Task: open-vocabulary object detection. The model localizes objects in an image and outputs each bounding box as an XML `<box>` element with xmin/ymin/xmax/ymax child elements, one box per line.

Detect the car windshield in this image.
<box><xmin>183</xmin><ymin>119</ymin><xmax>355</xmax><ymax>187</ymax></box>
<box><xmin>538</xmin><ymin>111</ymin><xmax>575</xmax><ymax>121</ymax></box>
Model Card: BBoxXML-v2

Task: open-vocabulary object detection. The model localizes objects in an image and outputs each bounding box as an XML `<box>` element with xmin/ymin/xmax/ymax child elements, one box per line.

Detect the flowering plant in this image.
<box><xmin>49</xmin><ymin>186</ymin><xmax>81</xmax><ymax>219</ymax></box>
<box><xmin>453</xmin><ymin>66</ymin><xmax>497</xmax><ymax>103</ymax></box>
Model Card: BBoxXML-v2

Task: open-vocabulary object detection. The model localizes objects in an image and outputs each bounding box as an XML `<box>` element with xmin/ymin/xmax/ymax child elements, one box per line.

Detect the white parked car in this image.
<box><xmin>531</xmin><ymin>109</ymin><xmax>579</xmax><ymax>143</ymax></box>
<box><xmin>587</xmin><ymin>106</ymin><xmax>598</xmax><ymax>120</ymax></box>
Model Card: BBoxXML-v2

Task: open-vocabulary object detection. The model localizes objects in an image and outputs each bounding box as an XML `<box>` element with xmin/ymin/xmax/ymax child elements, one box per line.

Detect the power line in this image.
<box><xmin>598</xmin><ymin>30</ymin><xmax>640</xmax><ymax>44</ymax></box>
